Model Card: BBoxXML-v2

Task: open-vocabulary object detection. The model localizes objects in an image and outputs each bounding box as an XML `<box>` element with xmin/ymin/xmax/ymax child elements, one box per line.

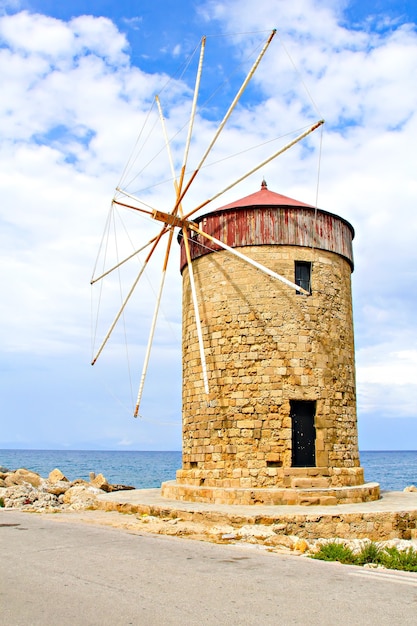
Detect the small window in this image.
<box><xmin>295</xmin><ymin>261</ymin><xmax>312</xmax><ymax>295</ymax></box>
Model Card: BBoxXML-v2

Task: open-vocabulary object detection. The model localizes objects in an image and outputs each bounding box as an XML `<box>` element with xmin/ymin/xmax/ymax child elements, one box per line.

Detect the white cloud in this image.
<box><xmin>1</xmin><ymin>2</ymin><xmax>416</xmax><ymax>449</ymax></box>
<box><xmin>358</xmin><ymin>345</ymin><xmax>417</xmax><ymax>383</ymax></box>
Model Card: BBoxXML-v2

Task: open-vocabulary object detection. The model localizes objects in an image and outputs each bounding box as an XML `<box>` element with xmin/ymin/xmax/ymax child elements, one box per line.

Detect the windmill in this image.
<box><xmin>91</xmin><ymin>29</ymin><xmax>323</xmax><ymax>415</ymax></box>
<box><xmin>91</xmin><ymin>31</ymin><xmax>378</xmax><ymax>505</ymax></box>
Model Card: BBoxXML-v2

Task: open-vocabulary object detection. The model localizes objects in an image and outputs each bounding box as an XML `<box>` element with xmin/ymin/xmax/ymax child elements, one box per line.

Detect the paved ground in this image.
<box><xmin>96</xmin><ymin>488</ymin><xmax>417</xmax><ymax>523</ymax></box>
<box><xmin>2</xmin><ymin>509</ymin><xmax>417</xmax><ymax>626</ymax></box>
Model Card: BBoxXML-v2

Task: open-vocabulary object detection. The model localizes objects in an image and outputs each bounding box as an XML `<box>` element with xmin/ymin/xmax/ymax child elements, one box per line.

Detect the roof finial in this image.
<box><xmin>261</xmin><ymin>178</ymin><xmax>267</xmax><ymax>190</ymax></box>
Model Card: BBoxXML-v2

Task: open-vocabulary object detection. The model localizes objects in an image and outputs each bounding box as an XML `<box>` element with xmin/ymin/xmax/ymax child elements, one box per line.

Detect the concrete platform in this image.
<box><xmin>96</xmin><ymin>488</ymin><xmax>417</xmax><ymax>541</ymax></box>
<box><xmin>161</xmin><ymin>479</ymin><xmax>380</xmax><ymax>506</ymax></box>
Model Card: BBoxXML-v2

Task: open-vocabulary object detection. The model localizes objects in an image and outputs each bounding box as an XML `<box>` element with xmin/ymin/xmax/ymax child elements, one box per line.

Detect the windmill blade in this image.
<box><xmin>154</xmin><ymin>36</ymin><xmax>205</xmax><ymax>213</ymax></box>
<box><xmin>155</xmin><ymin>94</ymin><xmax>179</xmax><ymax>192</ymax></box>
<box><xmin>172</xmin><ymin>29</ymin><xmax>277</xmax><ymax>214</ymax></box>
<box><xmin>184</xmin><ymin>119</ymin><xmax>325</xmax><ymax>220</ymax></box>
<box><xmin>156</xmin><ymin>92</ymin><xmax>210</xmax><ymax>396</ymax></box>
<box><xmin>91</xmin><ymin>234</ymin><xmax>162</xmax><ymax>285</ymax></box>
<box><xmin>181</xmin><ymin>225</ymin><xmax>210</xmax><ymax>395</ymax></box>
<box><xmin>190</xmin><ymin>223</ymin><xmax>310</xmax><ymax>295</ymax></box>
<box><xmin>112</xmin><ymin>198</ymin><xmax>155</xmax><ymax>216</ymax></box>
<box><xmin>177</xmin><ymin>35</ymin><xmax>206</xmax><ymax>196</ymax></box>
<box><xmin>134</xmin><ymin>265</ymin><xmax>168</xmax><ymax>417</ymax></box>
<box><xmin>114</xmin><ymin>188</ymin><xmax>158</xmax><ymax>213</ymax></box>
<box><xmin>134</xmin><ymin>227</ymin><xmax>175</xmax><ymax>417</ymax></box>
<box><xmin>91</xmin><ymin>228</ymin><xmax>168</xmax><ymax>366</ymax></box>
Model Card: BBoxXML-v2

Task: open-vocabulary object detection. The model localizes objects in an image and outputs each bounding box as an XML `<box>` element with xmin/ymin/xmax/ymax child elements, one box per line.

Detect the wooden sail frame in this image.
<box><xmin>90</xmin><ymin>30</ymin><xmax>324</xmax><ymax>417</ymax></box>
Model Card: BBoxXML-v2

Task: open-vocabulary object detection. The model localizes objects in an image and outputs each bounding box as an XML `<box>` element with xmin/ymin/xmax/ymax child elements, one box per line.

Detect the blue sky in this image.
<box><xmin>1</xmin><ymin>0</ymin><xmax>416</xmax><ymax>451</ymax></box>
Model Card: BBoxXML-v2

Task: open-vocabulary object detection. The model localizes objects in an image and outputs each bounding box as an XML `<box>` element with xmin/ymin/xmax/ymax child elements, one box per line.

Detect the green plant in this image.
<box><xmin>355</xmin><ymin>542</ymin><xmax>383</xmax><ymax>565</ymax></box>
<box><xmin>0</xmin><ymin>497</ymin><xmax>4</xmax><ymax>507</ymax></box>
<box><xmin>311</xmin><ymin>540</ymin><xmax>417</xmax><ymax>573</ymax></box>
<box><xmin>312</xmin><ymin>542</ymin><xmax>356</xmax><ymax>564</ymax></box>
<box><xmin>380</xmin><ymin>547</ymin><xmax>417</xmax><ymax>572</ymax></box>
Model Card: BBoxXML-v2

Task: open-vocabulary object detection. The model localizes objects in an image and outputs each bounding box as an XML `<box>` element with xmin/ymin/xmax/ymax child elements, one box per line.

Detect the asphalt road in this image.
<box><xmin>1</xmin><ymin>510</ymin><xmax>417</xmax><ymax>625</ymax></box>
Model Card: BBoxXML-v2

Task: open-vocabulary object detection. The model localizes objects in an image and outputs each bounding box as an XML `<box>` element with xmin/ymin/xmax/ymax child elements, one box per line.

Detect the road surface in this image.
<box><xmin>1</xmin><ymin>510</ymin><xmax>416</xmax><ymax>625</ymax></box>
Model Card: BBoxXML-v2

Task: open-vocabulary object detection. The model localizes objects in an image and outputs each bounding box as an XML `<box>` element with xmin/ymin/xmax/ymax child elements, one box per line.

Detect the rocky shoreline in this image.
<box><xmin>1</xmin><ymin>465</ymin><xmax>417</xmax><ymax>561</ymax></box>
<box><xmin>0</xmin><ymin>466</ymin><xmax>134</xmax><ymax>511</ymax></box>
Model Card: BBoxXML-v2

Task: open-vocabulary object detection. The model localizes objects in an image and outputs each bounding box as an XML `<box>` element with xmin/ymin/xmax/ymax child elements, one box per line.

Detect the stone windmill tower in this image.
<box><xmin>162</xmin><ymin>181</ymin><xmax>380</xmax><ymax>505</ymax></box>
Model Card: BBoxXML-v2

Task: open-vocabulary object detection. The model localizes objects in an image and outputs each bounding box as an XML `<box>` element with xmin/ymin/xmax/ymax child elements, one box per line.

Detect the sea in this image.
<box><xmin>1</xmin><ymin>450</ymin><xmax>417</xmax><ymax>492</ymax></box>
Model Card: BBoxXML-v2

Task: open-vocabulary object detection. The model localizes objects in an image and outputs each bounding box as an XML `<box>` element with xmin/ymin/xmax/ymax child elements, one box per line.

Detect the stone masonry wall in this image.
<box><xmin>178</xmin><ymin>244</ymin><xmax>363</xmax><ymax>489</ymax></box>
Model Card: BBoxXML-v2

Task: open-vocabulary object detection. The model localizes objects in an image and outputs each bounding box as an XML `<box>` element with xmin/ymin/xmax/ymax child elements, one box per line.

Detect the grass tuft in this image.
<box><xmin>381</xmin><ymin>547</ymin><xmax>417</xmax><ymax>572</ymax></box>
<box><xmin>355</xmin><ymin>542</ymin><xmax>383</xmax><ymax>565</ymax></box>
<box><xmin>311</xmin><ymin>541</ymin><xmax>417</xmax><ymax>572</ymax></box>
<box><xmin>312</xmin><ymin>542</ymin><xmax>356</xmax><ymax>564</ymax></box>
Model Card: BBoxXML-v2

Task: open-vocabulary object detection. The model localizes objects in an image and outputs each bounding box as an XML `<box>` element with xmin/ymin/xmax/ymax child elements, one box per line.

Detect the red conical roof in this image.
<box><xmin>179</xmin><ymin>179</ymin><xmax>355</xmax><ymax>272</ymax></box>
<box><xmin>217</xmin><ymin>180</ymin><xmax>314</xmax><ymax>210</ymax></box>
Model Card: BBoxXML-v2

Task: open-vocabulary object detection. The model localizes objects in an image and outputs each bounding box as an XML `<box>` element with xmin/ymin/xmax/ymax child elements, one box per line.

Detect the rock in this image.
<box><xmin>5</xmin><ymin>468</ymin><xmax>43</xmax><ymax>488</ymax></box>
<box><xmin>293</xmin><ymin>539</ymin><xmax>309</xmax><ymax>553</ymax></box>
<box><xmin>264</xmin><ymin>535</ymin><xmax>296</xmax><ymax>549</ymax></box>
<box><xmin>404</xmin><ymin>485</ymin><xmax>417</xmax><ymax>492</ymax></box>
<box><xmin>48</xmin><ymin>468</ymin><xmax>68</xmax><ymax>484</ymax></box>
<box><xmin>383</xmin><ymin>538</ymin><xmax>415</xmax><ymax>551</ymax></box>
<box><xmin>3</xmin><ymin>483</ymin><xmax>39</xmax><ymax>507</ymax></box>
<box><xmin>27</xmin><ymin>491</ymin><xmax>61</xmax><ymax>511</ymax></box>
<box><xmin>62</xmin><ymin>484</ymin><xmax>102</xmax><ymax>510</ymax></box>
<box><xmin>106</xmin><ymin>484</ymin><xmax>135</xmax><ymax>492</ymax></box>
<box><xmin>139</xmin><ymin>515</ymin><xmax>160</xmax><ymax>524</ymax></box>
<box><xmin>0</xmin><ymin>466</ymin><xmax>130</xmax><ymax>513</ymax></box>
<box><xmin>111</xmin><ymin>484</ymin><xmax>135</xmax><ymax>491</ymax></box>
<box><xmin>46</xmin><ymin>480</ymin><xmax>71</xmax><ymax>496</ymax></box>
<box><xmin>272</xmin><ymin>523</ymin><xmax>287</xmax><ymax>533</ymax></box>
<box><xmin>272</xmin><ymin>545</ymin><xmax>294</xmax><ymax>555</ymax></box>
<box><xmin>90</xmin><ymin>473</ymin><xmax>110</xmax><ymax>491</ymax></box>
<box><xmin>88</xmin><ymin>472</ymin><xmax>135</xmax><ymax>492</ymax></box>
<box><xmin>237</xmin><ymin>524</ymin><xmax>276</xmax><ymax>541</ymax></box>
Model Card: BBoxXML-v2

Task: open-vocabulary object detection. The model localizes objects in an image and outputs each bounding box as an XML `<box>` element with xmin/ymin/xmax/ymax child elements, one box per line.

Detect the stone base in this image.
<box><xmin>175</xmin><ymin>466</ymin><xmax>366</xmax><ymax>489</ymax></box>
<box><xmin>97</xmin><ymin>489</ymin><xmax>417</xmax><ymax>541</ymax></box>
<box><xmin>161</xmin><ymin>480</ymin><xmax>380</xmax><ymax>506</ymax></box>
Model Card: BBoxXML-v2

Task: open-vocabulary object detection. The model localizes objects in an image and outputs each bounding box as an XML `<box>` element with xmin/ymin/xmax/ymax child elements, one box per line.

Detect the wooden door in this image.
<box><xmin>290</xmin><ymin>400</ymin><xmax>316</xmax><ymax>467</ymax></box>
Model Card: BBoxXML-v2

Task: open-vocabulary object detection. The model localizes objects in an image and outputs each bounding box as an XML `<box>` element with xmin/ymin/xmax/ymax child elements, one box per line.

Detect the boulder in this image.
<box><xmin>46</xmin><ymin>480</ymin><xmax>71</xmax><ymax>496</ymax></box>
<box><xmin>90</xmin><ymin>473</ymin><xmax>110</xmax><ymax>491</ymax></box>
<box><xmin>3</xmin><ymin>483</ymin><xmax>39</xmax><ymax>507</ymax></box>
<box><xmin>48</xmin><ymin>468</ymin><xmax>68</xmax><ymax>484</ymax></box>
<box><xmin>404</xmin><ymin>485</ymin><xmax>417</xmax><ymax>492</ymax></box>
<box><xmin>0</xmin><ymin>466</ymin><xmax>133</xmax><ymax>512</ymax></box>
<box><xmin>4</xmin><ymin>468</ymin><xmax>43</xmax><ymax>488</ymax></box>
<box><xmin>27</xmin><ymin>491</ymin><xmax>61</xmax><ymax>510</ymax></box>
<box><xmin>62</xmin><ymin>484</ymin><xmax>102</xmax><ymax>510</ymax></box>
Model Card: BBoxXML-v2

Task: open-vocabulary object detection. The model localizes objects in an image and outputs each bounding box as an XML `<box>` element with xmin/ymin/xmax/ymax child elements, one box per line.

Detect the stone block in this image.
<box><xmin>319</xmin><ymin>496</ymin><xmax>338</xmax><ymax>506</ymax></box>
<box><xmin>291</xmin><ymin>477</ymin><xmax>330</xmax><ymax>489</ymax></box>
